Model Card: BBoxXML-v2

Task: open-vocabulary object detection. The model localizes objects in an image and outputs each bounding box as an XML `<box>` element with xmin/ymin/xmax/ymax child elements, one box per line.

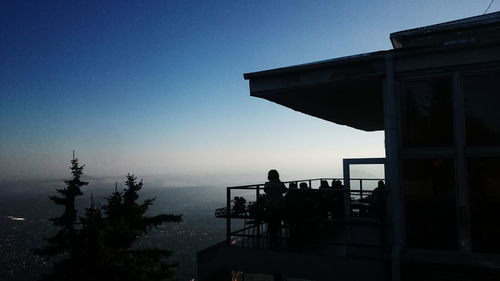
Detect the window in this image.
<box><xmin>464</xmin><ymin>72</ymin><xmax>500</xmax><ymax>146</ymax></box>
<box><xmin>402</xmin><ymin>78</ymin><xmax>453</xmax><ymax>147</ymax></box>
<box><xmin>403</xmin><ymin>158</ymin><xmax>457</xmax><ymax>250</ymax></box>
<box><xmin>468</xmin><ymin>157</ymin><xmax>500</xmax><ymax>253</ymax></box>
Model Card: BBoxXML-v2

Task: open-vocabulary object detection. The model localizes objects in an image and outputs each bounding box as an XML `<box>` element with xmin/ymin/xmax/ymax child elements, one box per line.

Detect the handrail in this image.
<box><xmin>221</xmin><ymin>177</ymin><xmax>386</xmax><ymax>248</ymax></box>
<box><xmin>226</xmin><ymin>178</ymin><xmax>383</xmax><ymax>189</ymax></box>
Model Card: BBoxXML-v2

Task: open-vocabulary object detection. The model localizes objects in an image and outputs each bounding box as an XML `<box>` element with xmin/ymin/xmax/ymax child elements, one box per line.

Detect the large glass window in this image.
<box><xmin>402</xmin><ymin>78</ymin><xmax>453</xmax><ymax>147</ymax></box>
<box><xmin>468</xmin><ymin>157</ymin><xmax>500</xmax><ymax>254</ymax></box>
<box><xmin>403</xmin><ymin>158</ymin><xmax>457</xmax><ymax>250</ymax></box>
<box><xmin>464</xmin><ymin>72</ymin><xmax>500</xmax><ymax>146</ymax></box>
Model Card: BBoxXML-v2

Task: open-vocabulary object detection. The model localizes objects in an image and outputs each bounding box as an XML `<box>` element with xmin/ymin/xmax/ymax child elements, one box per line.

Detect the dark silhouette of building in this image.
<box><xmin>198</xmin><ymin>12</ymin><xmax>500</xmax><ymax>281</ymax></box>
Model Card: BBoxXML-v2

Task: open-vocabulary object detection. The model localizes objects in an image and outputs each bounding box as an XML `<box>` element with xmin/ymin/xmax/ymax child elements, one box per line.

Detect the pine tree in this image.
<box><xmin>34</xmin><ymin>152</ymin><xmax>88</xmax><ymax>280</ymax></box>
<box><xmin>36</xmin><ymin>157</ymin><xmax>182</xmax><ymax>281</ymax></box>
<box><xmin>98</xmin><ymin>174</ymin><xmax>183</xmax><ymax>281</ymax></box>
<box><xmin>78</xmin><ymin>194</ymin><xmax>108</xmax><ymax>279</ymax></box>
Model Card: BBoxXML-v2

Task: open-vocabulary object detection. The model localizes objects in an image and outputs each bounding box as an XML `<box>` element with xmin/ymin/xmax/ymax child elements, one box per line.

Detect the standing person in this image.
<box><xmin>264</xmin><ymin>169</ymin><xmax>287</xmax><ymax>248</ymax></box>
<box><xmin>285</xmin><ymin>182</ymin><xmax>300</xmax><ymax>248</ymax></box>
<box><xmin>332</xmin><ymin>180</ymin><xmax>345</xmax><ymax>220</ymax></box>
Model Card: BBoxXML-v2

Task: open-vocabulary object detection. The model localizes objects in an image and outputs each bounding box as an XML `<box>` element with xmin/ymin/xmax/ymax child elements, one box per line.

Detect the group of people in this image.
<box><xmin>260</xmin><ymin>169</ymin><xmax>385</xmax><ymax>248</ymax></box>
<box><xmin>262</xmin><ymin>170</ymin><xmax>346</xmax><ymax>248</ymax></box>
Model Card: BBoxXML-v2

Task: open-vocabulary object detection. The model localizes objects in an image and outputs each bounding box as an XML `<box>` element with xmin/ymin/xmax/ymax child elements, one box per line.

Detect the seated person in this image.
<box><xmin>284</xmin><ymin>182</ymin><xmax>300</xmax><ymax>245</ymax></box>
<box><xmin>319</xmin><ymin>180</ymin><xmax>330</xmax><ymax>189</ymax></box>
<box><xmin>295</xmin><ymin>182</ymin><xmax>321</xmax><ymax>244</ymax></box>
<box><xmin>332</xmin><ymin>179</ymin><xmax>343</xmax><ymax>189</ymax></box>
<box><xmin>285</xmin><ymin>182</ymin><xmax>299</xmax><ymax>211</ymax></box>
<box><xmin>360</xmin><ymin>180</ymin><xmax>386</xmax><ymax>217</ymax></box>
<box><xmin>299</xmin><ymin>182</ymin><xmax>310</xmax><ymax>189</ymax></box>
<box><xmin>318</xmin><ymin>180</ymin><xmax>332</xmax><ymax>222</ymax></box>
<box><xmin>331</xmin><ymin>179</ymin><xmax>345</xmax><ymax>220</ymax></box>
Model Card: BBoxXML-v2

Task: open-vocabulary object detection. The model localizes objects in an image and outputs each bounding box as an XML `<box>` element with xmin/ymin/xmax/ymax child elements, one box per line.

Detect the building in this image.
<box><xmin>198</xmin><ymin>12</ymin><xmax>500</xmax><ymax>281</ymax></box>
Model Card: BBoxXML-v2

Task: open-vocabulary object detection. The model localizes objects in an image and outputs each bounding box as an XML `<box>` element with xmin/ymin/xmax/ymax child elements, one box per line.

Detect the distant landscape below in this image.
<box><xmin>0</xmin><ymin>182</ymin><xmax>229</xmax><ymax>281</ymax></box>
<box><xmin>0</xmin><ymin>167</ymin><xmax>384</xmax><ymax>281</ymax></box>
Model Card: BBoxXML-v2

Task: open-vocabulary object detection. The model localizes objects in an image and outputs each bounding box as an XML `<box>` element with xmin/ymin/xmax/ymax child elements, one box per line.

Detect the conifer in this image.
<box><xmin>33</xmin><ymin>152</ymin><xmax>88</xmax><ymax>280</ymax></box>
<box><xmin>35</xmin><ymin>157</ymin><xmax>182</xmax><ymax>281</ymax></box>
<box><xmin>99</xmin><ymin>174</ymin><xmax>182</xmax><ymax>281</ymax></box>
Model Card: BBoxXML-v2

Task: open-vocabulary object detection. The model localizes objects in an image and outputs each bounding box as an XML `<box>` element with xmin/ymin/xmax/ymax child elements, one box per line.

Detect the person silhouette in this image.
<box><xmin>299</xmin><ymin>182</ymin><xmax>309</xmax><ymax>189</ymax></box>
<box><xmin>319</xmin><ymin>180</ymin><xmax>330</xmax><ymax>189</ymax></box>
<box><xmin>264</xmin><ymin>170</ymin><xmax>287</xmax><ymax>248</ymax></box>
<box><xmin>331</xmin><ymin>180</ymin><xmax>345</xmax><ymax>220</ymax></box>
<box><xmin>360</xmin><ymin>180</ymin><xmax>386</xmax><ymax>217</ymax></box>
<box><xmin>284</xmin><ymin>182</ymin><xmax>300</xmax><ymax>247</ymax></box>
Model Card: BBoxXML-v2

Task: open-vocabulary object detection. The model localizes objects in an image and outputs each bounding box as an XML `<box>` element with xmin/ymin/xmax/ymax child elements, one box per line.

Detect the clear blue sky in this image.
<box><xmin>1</xmin><ymin>0</ymin><xmax>498</xmax><ymax>185</ymax></box>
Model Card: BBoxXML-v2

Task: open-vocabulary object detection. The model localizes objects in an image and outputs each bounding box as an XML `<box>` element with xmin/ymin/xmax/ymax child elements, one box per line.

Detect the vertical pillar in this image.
<box><xmin>343</xmin><ymin>159</ymin><xmax>352</xmax><ymax>244</ymax></box>
<box><xmin>227</xmin><ymin>187</ymin><xmax>231</xmax><ymax>245</ymax></box>
<box><xmin>452</xmin><ymin>71</ymin><xmax>470</xmax><ymax>252</ymax></box>
<box><xmin>343</xmin><ymin>159</ymin><xmax>351</xmax><ymax>215</ymax></box>
<box><xmin>384</xmin><ymin>53</ymin><xmax>401</xmax><ymax>281</ymax></box>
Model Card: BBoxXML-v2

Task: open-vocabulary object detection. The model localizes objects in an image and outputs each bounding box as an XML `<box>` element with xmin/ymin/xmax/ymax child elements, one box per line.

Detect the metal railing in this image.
<box><xmin>216</xmin><ymin>178</ymin><xmax>386</xmax><ymax>249</ymax></box>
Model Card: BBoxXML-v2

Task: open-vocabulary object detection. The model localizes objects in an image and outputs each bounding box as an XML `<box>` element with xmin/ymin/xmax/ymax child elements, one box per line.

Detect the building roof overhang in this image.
<box><xmin>244</xmin><ymin>51</ymin><xmax>387</xmax><ymax>132</ymax></box>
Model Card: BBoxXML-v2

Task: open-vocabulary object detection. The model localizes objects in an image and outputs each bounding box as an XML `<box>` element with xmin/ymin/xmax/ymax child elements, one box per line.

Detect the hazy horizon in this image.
<box><xmin>0</xmin><ymin>162</ymin><xmax>384</xmax><ymax>190</ymax></box>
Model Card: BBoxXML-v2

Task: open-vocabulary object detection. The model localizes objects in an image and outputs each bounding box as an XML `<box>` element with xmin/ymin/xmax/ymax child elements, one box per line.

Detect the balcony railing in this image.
<box><xmin>216</xmin><ymin>178</ymin><xmax>387</xmax><ymax>252</ymax></box>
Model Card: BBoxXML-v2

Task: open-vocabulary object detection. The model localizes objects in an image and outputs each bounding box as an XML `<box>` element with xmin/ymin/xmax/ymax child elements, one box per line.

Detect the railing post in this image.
<box><xmin>226</xmin><ymin>187</ymin><xmax>231</xmax><ymax>246</ymax></box>
<box><xmin>256</xmin><ymin>185</ymin><xmax>260</xmax><ymax>238</ymax></box>
<box><xmin>360</xmin><ymin>179</ymin><xmax>363</xmax><ymax>199</ymax></box>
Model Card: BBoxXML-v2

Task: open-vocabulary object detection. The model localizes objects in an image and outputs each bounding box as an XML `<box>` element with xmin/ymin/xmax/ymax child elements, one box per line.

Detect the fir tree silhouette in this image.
<box><xmin>35</xmin><ymin>156</ymin><xmax>182</xmax><ymax>281</ymax></box>
<box><xmin>78</xmin><ymin>194</ymin><xmax>107</xmax><ymax>279</ymax></box>
<box><xmin>97</xmin><ymin>174</ymin><xmax>183</xmax><ymax>281</ymax></box>
<box><xmin>33</xmin><ymin>152</ymin><xmax>88</xmax><ymax>280</ymax></box>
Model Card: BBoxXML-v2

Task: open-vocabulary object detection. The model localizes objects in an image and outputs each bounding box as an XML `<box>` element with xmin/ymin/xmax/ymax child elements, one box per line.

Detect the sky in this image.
<box><xmin>1</xmin><ymin>0</ymin><xmax>498</xmax><ymax>186</ymax></box>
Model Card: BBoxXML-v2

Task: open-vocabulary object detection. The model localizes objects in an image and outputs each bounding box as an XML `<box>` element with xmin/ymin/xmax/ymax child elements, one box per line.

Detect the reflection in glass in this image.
<box><xmin>402</xmin><ymin>78</ymin><xmax>453</xmax><ymax>147</ymax></box>
<box><xmin>468</xmin><ymin>157</ymin><xmax>500</xmax><ymax>253</ymax></box>
<box><xmin>464</xmin><ymin>72</ymin><xmax>500</xmax><ymax>146</ymax></box>
<box><xmin>403</xmin><ymin>158</ymin><xmax>457</xmax><ymax>250</ymax></box>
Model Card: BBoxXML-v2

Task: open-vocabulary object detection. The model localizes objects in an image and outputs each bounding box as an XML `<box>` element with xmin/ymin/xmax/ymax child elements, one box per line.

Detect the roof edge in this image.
<box><xmin>391</xmin><ymin>11</ymin><xmax>500</xmax><ymax>38</ymax></box>
<box><xmin>243</xmin><ymin>50</ymin><xmax>388</xmax><ymax>80</ymax></box>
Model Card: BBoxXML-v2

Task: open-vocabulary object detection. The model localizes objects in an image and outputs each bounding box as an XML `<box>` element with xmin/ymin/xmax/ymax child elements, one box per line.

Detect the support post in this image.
<box><xmin>227</xmin><ymin>187</ymin><xmax>231</xmax><ymax>245</ymax></box>
<box><xmin>384</xmin><ymin>53</ymin><xmax>401</xmax><ymax>281</ymax></box>
<box><xmin>360</xmin><ymin>179</ymin><xmax>363</xmax><ymax>199</ymax></box>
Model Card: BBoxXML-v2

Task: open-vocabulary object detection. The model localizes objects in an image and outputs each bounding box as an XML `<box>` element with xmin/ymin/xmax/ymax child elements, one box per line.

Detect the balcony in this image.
<box><xmin>198</xmin><ymin>178</ymin><xmax>389</xmax><ymax>281</ymax></box>
<box><xmin>216</xmin><ymin>178</ymin><xmax>387</xmax><ymax>250</ymax></box>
